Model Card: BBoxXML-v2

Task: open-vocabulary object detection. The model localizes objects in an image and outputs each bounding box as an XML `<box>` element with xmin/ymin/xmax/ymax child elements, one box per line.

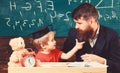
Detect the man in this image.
<box><xmin>62</xmin><ymin>3</ymin><xmax>120</xmax><ymax>73</ymax></box>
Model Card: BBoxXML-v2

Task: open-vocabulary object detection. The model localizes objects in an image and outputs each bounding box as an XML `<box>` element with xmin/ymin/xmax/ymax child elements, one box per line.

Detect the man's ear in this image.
<box><xmin>89</xmin><ymin>17</ymin><xmax>95</xmax><ymax>25</ymax></box>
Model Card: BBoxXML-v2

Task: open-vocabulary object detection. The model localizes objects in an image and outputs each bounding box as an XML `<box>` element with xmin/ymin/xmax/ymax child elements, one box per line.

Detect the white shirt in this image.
<box><xmin>89</xmin><ymin>24</ymin><xmax>100</xmax><ymax>48</ymax></box>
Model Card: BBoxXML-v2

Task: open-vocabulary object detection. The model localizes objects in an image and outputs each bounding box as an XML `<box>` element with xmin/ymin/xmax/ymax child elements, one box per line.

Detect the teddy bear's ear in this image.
<box><xmin>18</xmin><ymin>37</ymin><xmax>24</xmax><ymax>41</ymax></box>
<box><xmin>9</xmin><ymin>38</ymin><xmax>14</xmax><ymax>46</ymax></box>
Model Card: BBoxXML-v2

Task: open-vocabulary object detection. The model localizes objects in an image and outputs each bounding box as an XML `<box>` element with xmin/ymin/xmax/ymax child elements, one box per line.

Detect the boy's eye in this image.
<box><xmin>51</xmin><ymin>39</ymin><xmax>54</xmax><ymax>41</ymax></box>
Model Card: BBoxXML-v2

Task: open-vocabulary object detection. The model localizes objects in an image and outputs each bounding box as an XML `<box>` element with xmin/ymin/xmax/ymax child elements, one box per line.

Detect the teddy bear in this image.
<box><xmin>8</xmin><ymin>37</ymin><xmax>29</xmax><ymax>67</ymax></box>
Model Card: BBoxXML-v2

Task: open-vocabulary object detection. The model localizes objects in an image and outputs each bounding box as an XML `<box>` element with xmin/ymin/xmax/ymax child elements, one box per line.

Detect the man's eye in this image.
<box><xmin>78</xmin><ymin>23</ymin><xmax>81</xmax><ymax>25</ymax></box>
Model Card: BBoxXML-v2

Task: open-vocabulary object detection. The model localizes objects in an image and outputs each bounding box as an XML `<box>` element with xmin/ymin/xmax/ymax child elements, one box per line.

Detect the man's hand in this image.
<box><xmin>81</xmin><ymin>54</ymin><xmax>106</xmax><ymax>64</ymax></box>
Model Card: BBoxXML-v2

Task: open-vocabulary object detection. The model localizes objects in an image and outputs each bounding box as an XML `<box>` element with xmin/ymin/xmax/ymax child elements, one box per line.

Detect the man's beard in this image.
<box><xmin>77</xmin><ymin>27</ymin><xmax>93</xmax><ymax>42</ymax></box>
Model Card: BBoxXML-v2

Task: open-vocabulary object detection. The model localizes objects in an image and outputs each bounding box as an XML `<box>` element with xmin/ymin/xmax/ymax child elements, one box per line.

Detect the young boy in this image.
<box><xmin>32</xmin><ymin>26</ymin><xmax>84</xmax><ymax>62</ymax></box>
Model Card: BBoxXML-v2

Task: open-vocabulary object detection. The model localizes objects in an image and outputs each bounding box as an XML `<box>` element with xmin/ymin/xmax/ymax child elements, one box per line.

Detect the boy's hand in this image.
<box><xmin>74</xmin><ymin>39</ymin><xmax>85</xmax><ymax>50</ymax></box>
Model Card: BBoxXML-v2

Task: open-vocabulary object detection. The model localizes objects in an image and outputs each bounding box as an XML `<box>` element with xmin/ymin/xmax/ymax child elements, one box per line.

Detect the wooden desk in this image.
<box><xmin>8</xmin><ymin>62</ymin><xmax>107</xmax><ymax>73</ymax></box>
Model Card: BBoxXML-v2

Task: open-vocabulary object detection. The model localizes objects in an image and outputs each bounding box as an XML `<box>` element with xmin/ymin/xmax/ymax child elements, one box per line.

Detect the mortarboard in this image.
<box><xmin>32</xmin><ymin>26</ymin><xmax>50</xmax><ymax>39</ymax></box>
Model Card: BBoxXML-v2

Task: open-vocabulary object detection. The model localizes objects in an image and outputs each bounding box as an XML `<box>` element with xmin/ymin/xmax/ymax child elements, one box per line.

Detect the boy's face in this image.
<box><xmin>45</xmin><ymin>36</ymin><xmax>56</xmax><ymax>50</ymax></box>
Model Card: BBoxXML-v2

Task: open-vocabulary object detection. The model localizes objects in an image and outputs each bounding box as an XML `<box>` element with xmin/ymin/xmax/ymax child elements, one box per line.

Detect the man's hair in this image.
<box><xmin>71</xmin><ymin>3</ymin><xmax>98</xmax><ymax>21</ymax></box>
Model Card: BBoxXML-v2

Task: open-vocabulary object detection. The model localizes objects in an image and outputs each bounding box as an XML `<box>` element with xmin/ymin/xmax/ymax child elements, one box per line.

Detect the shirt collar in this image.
<box><xmin>93</xmin><ymin>24</ymin><xmax>100</xmax><ymax>39</ymax></box>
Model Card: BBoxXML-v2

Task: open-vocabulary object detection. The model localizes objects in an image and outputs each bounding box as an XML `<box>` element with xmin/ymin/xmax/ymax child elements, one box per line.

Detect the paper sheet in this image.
<box><xmin>67</xmin><ymin>62</ymin><xmax>107</xmax><ymax>67</ymax></box>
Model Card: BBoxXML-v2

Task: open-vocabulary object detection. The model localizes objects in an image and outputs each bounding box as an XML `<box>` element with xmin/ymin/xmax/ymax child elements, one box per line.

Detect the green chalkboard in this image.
<box><xmin>0</xmin><ymin>0</ymin><xmax>120</xmax><ymax>37</ymax></box>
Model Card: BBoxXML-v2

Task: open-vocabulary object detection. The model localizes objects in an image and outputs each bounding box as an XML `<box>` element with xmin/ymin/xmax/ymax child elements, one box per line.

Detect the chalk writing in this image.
<box><xmin>68</xmin><ymin>0</ymin><xmax>91</xmax><ymax>5</ymax></box>
<box><xmin>21</xmin><ymin>2</ymin><xmax>32</xmax><ymax>11</ymax></box>
<box><xmin>46</xmin><ymin>0</ymin><xmax>54</xmax><ymax>11</ymax></box>
<box><xmin>64</xmin><ymin>11</ymin><xmax>71</xmax><ymax>21</ymax></box>
<box><xmin>95</xmin><ymin>0</ymin><xmax>113</xmax><ymax>9</ymax></box>
<box><xmin>5</xmin><ymin>0</ymin><xmax>118</xmax><ymax>30</ymax></box>
<box><xmin>5</xmin><ymin>18</ymin><xmax>43</xmax><ymax>31</ymax></box>
<box><xmin>10</xmin><ymin>1</ymin><xmax>16</xmax><ymax>11</ymax></box>
<box><xmin>36</xmin><ymin>1</ymin><xmax>42</xmax><ymax>12</ymax></box>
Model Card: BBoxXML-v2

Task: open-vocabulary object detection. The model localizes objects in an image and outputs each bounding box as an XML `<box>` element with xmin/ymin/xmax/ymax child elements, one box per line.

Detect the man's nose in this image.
<box><xmin>75</xmin><ymin>23</ymin><xmax>79</xmax><ymax>29</ymax></box>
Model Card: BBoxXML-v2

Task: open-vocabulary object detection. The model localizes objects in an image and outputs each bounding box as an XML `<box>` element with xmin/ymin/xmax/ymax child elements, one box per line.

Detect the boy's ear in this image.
<box><xmin>40</xmin><ymin>42</ymin><xmax>46</xmax><ymax>49</ymax></box>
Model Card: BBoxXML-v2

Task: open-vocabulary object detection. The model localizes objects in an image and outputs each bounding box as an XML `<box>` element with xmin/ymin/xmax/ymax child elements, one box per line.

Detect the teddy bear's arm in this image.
<box><xmin>9</xmin><ymin>52</ymin><xmax>19</xmax><ymax>63</ymax></box>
